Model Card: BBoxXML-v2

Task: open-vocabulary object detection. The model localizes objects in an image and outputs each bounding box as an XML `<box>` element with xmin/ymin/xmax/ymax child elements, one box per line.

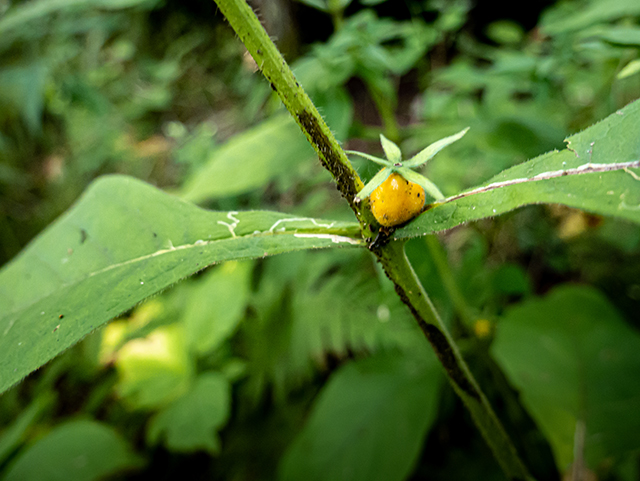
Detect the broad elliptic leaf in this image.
<box><xmin>492</xmin><ymin>286</ymin><xmax>640</xmax><ymax>471</ymax></box>
<box><xmin>395</xmin><ymin>99</ymin><xmax>640</xmax><ymax>240</ymax></box>
<box><xmin>147</xmin><ymin>372</ymin><xmax>230</xmax><ymax>454</ymax></box>
<box><xmin>180</xmin><ymin>114</ymin><xmax>314</xmax><ymax>202</ymax></box>
<box><xmin>0</xmin><ymin>175</ymin><xmax>362</xmax><ymax>395</ymax></box>
<box><xmin>278</xmin><ymin>352</ymin><xmax>442</xmax><ymax>481</ymax></box>
<box><xmin>3</xmin><ymin>419</ymin><xmax>142</xmax><ymax>481</ymax></box>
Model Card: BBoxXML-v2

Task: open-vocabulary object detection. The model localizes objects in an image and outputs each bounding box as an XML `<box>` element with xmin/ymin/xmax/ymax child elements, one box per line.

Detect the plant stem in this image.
<box><xmin>327</xmin><ymin>0</ymin><xmax>344</xmax><ymax>31</ymax></box>
<box><xmin>365</xmin><ymin>80</ymin><xmax>401</xmax><ymax>142</ymax></box>
<box><xmin>213</xmin><ymin>1</ymin><xmax>533</xmax><ymax>478</ymax></box>
<box><xmin>214</xmin><ymin>0</ymin><xmax>365</xmax><ymax>215</ymax></box>
<box><xmin>374</xmin><ymin>240</ymin><xmax>532</xmax><ymax>480</ymax></box>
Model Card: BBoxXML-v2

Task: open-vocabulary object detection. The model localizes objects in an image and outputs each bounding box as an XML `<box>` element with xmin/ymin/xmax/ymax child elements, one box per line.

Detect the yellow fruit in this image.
<box><xmin>473</xmin><ymin>319</ymin><xmax>492</xmax><ymax>339</ymax></box>
<box><xmin>370</xmin><ymin>172</ymin><xmax>425</xmax><ymax>227</ymax></box>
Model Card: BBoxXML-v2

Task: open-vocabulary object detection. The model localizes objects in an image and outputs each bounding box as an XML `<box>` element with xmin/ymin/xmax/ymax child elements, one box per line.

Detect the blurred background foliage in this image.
<box><xmin>1</xmin><ymin>0</ymin><xmax>640</xmax><ymax>479</ymax></box>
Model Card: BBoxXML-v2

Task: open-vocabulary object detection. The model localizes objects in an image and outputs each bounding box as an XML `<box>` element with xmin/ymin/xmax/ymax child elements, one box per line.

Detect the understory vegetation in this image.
<box><xmin>1</xmin><ymin>0</ymin><xmax>640</xmax><ymax>480</ymax></box>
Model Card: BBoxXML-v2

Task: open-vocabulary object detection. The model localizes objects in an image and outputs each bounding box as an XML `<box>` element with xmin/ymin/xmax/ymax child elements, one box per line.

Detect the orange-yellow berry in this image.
<box><xmin>370</xmin><ymin>172</ymin><xmax>425</xmax><ymax>227</ymax></box>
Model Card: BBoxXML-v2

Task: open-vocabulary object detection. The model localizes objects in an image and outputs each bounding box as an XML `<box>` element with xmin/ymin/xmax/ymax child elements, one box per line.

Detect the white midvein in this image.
<box><xmin>4</xmin><ymin>228</ymin><xmax>361</xmax><ymax>318</ymax></box>
<box><xmin>435</xmin><ymin>160</ymin><xmax>640</xmax><ymax>205</ymax></box>
<box><xmin>293</xmin><ymin>233</ymin><xmax>363</xmax><ymax>245</ymax></box>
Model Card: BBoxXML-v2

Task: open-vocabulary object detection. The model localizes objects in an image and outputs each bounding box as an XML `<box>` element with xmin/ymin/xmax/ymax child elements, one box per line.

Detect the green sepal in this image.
<box><xmin>397</xmin><ymin>167</ymin><xmax>445</xmax><ymax>201</ymax></box>
<box><xmin>344</xmin><ymin>150</ymin><xmax>392</xmax><ymax>167</ymax></box>
<box><xmin>349</xmin><ymin>127</ymin><xmax>468</xmax><ymax>202</ymax></box>
<box><xmin>379</xmin><ymin>134</ymin><xmax>402</xmax><ymax>164</ymax></box>
<box><xmin>403</xmin><ymin>127</ymin><xmax>470</xmax><ymax>168</ymax></box>
<box><xmin>355</xmin><ymin>167</ymin><xmax>394</xmax><ymax>201</ymax></box>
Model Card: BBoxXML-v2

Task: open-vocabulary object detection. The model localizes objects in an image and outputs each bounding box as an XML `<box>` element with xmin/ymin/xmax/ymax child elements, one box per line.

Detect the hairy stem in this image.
<box><xmin>374</xmin><ymin>240</ymin><xmax>532</xmax><ymax>480</ymax></box>
<box><xmin>214</xmin><ymin>0</ymin><xmax>365</xmax><ymax>215</ymax></box>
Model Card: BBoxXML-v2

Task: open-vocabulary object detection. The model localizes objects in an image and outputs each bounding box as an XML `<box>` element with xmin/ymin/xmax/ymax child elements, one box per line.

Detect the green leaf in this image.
<box><xmin>242</xmin><ymin>250</ymin><xmax>428</xmax><ymax>401</ymax></box>
<box><xmin>564</xmin><ymin>100</ymin><xmax>640</xmax><ymax>162</ymax></box>
<box><xmin>397</xmin><ymin>150</ymin><xmax>640</xmax><ymax>240</ymax></box>
<box><xmin>355</xmin><ymin>167</ymin><xmax>393</xmax><ymax>201</ymax></box>
<box><xmin>0</xmin><ymin>175</ymin><xmax>362</xmax><ymax>395</ymax></box>
<box><xmin>295</xmin><ymin>0</ymin><xmax>329</xmax><ymax>12</ymax></box>
<box><xmin>0</xmin><ymin>394</ymin><xmax>53</xmax><ymax>466</ymax></box>
<box><xmin>542</xmin><ymin>0</ymin><xmax>640</xmax><ymax>35</ymax></box>
<box><xmin>345</xmin><ymin>150</ymin><xmax>391</xmax><ymax>167</ymax></box>
<box><xmin>0</xmin><ymin>0</ymin><xmax>159</xmax><ymax>46</ymax></box>
<box><xmin>397</xmin><ymin>167</ymin><xmax>445</xmax><ymax>201</ymax></box>
<box><xmin>147</xmin><ymin>372</ymin><xmax>230</xmax><ymax>454</ymax></box>
<box><xmin>293</xmin><ymin>51</ymin><xmax>354</xmax><ymax>94</ymax></box>
<box><xmin>486</xmin><ymin>20</ymin><xmax>524</xmax><ymax>45</ymax></box>
<box><xmin>278</xmin><ymin>352</ymin><xmax>442</xmax><ymax>481</ymax></box>
<box><xmin>618</xmin><ymin>59</ymin><xmax>640</xmax><ymax>80</ymax></box>
<box><xmin>379</xmin><ymin>134</ymin><xmax>402</xmax><ymax>163</ymax></box>
<box><xmin>491</xmin><ymin>263</ymin><xmax>530</xmax><ymax>296</ymax></box>
<box><xmin>403</xmin><ymin>127</ymin><xmax>469</xmax><ymax>168</ymax></box>
<box><xmin>180</xmin><ymin>114</ymin><xmax>314</xmax><ymax>202</ymax></box>
<box><xmin>328</xmin><ymin>0</ymin><xmax>353</xmax><ymax>11</ymax></box>
<box><xmin>395</xmin><ymin>99</ymin><xmax>640</xmax><ymax>239</ymax></box>
<box><xmin>312</xmin><ymin>86</ymin><xmax>354</xmax><ymax>141</ymax></box>
<box><xmin>183</xmin><ymin>261</ymin><xmax>252</xmax><ymax>355</ymax></box>
<box><xmin>349</xmin><ymin>13</ymin><xmax>436</xmax><ymax>75</ymax></box>
<box><xmin>0</xmin><ymin>63</ymin><xmax>47</xmax><ymax>133</ymax></box>
<box><xmin>3</xmin><ymin>420</ymin><xmax>142</xmax><ymax>481</ymax></box>
<box><xmin>491</xmin><ymin>286</ymin><xmax>640</xmax><ymax>470</ymax></box>
<box><xmin>594</xmin><ymin>26</ymin><xmax>640</xmax><ymax>46</ymax></box>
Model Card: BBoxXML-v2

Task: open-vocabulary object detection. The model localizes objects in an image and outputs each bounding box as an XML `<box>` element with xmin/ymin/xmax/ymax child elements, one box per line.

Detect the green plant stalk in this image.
<box><xmin>365</xmin><ymin>80</ymin><xmax>401</xmax><ymax>142</ymax></box>
<box><xmin>374</xmin><ymin>240</ymin><xmax>533</xmax><ymax>480</ymax></box>
<box><xmin>424</xmin><ymin>234</ymin><xmax>475</xmax><ymax>326</ymax></box>
<box><xmin>327</xmin><ymin>0</ymin><xmax>344</xmax><ymax>31</ymax></box>
<box><xmin>213</xmin><ymin>0</ymin><xmax>532</xmax><ymax>477</ymax></box>
<box><xmin>213</xmin><ymin>0</ymin><xmax>365</xmax><ymax>216</ymax></box>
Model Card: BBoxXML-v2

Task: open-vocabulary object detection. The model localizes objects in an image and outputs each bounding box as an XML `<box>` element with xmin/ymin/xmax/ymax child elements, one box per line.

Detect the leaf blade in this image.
<box><xmin>147</xmin><ymin>372</ymin><xmax>231</xmax><ymax>454</ymax></box>
<box><xmin>394</xmin><ymin>99</ymin><xmax>640</xmax><ymax>239</ymax></box>
<box><xmin>0</xmin><ymin>175</ymin><xmax>361</xmax><ymax>395</ymax></box>
<box><xmin>278</xmin><ymin>352</ymin><xmax>442</xmax><ymax>481</ymax></box>
<box><xmin>180</xmin><ymin>114</ymin><xmax>314</xmax><ymax>203</ymax></box>
<box><xmin>491</xmin><ymin>286</ymin><xmax>640</xmax><ymax>470</ymax></box>
<box><xmin>3</xmin><ymin>420</ymin><xmax>142</xmax><ymax>481</ymax></box>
